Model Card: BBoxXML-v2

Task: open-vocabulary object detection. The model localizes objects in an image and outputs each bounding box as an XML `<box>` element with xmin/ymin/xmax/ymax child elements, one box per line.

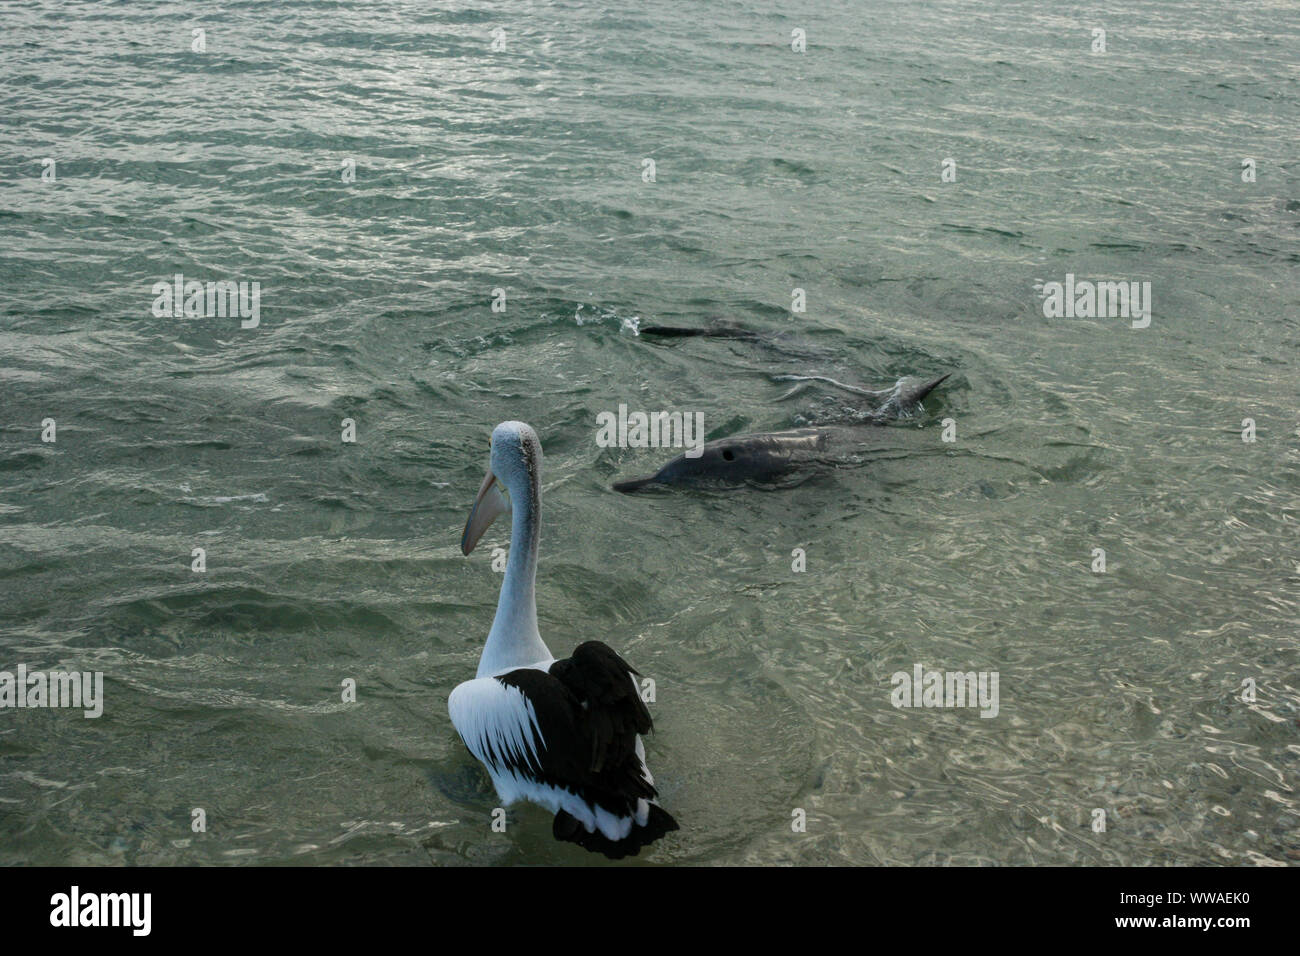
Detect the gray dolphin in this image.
<box><xmin>638</xmin><ymin>322</ymin><xmax>764</xmax><ymax>341</ymax></box>
<box><xmin>612</xmin><ymin>373</ymin><xmax>951</xmax><ymax>492</ymax></box>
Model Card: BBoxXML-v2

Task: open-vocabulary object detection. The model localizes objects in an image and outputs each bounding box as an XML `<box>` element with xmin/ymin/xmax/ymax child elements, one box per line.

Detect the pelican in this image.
<box><xmin>448</xmin><ymin>421</ymin><xmax>677</xmax><ymax>857</ymax></box>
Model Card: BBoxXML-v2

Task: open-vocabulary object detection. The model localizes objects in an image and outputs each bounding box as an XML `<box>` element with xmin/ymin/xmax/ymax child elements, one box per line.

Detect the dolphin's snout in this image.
<box><xmin>612</xmin><ymin>475</ymin><xmax>659</xmax><ymax>493</ymax></box>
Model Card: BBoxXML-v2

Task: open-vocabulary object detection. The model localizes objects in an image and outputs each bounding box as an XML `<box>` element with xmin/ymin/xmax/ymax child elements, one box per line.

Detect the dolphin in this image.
<box><xmin>638</xmin><ymin>322</ymin><xmax>765</xmax><ymax>341</ymax></box>
<box><xmin>611</xmin><ymin>373</ymin><xmax>951</xmax><ymax>492</ymax></box>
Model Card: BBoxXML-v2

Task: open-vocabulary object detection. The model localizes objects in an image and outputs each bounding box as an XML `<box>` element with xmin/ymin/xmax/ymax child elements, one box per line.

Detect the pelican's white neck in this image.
<box><xmin>476</xmin><ymin>464</ymin><xmax>551</xmax><ymax>677</ymax></box>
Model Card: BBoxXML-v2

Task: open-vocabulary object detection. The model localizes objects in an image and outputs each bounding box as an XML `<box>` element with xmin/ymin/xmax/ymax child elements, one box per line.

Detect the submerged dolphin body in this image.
<box><xmin>638</xmin><ymin>323</ymin><xmax>764</xmax><ymax>341</ymax></box>
<box><xmin>612</xmin><ymin>373</ymin><xmax>951</xmax><ymax>492</ymax></box>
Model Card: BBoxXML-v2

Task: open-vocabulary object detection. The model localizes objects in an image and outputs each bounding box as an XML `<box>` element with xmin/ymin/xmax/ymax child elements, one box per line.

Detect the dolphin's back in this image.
<box><xmin>613</xmin><ymin>428</ymin><xmax>830</xmax><ymax>492</ymax></box>
<box><xmin>611</xmin><ymin>371</ymin><xmax>952</xmax><ymax>493</ymax></box>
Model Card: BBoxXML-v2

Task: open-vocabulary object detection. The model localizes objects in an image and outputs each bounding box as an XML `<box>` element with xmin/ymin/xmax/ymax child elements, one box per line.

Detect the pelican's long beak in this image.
<box><xmin>461</xmin><ymin>469</ymin><xmax>510</xmax><ymax>556</ymax></box>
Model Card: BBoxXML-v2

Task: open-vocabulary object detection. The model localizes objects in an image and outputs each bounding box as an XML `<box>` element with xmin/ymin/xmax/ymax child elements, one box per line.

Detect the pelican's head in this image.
<box><xmin>461</xmin><ymin>421</ymin><xmax>542</xmax><ymax>556</ymax></box>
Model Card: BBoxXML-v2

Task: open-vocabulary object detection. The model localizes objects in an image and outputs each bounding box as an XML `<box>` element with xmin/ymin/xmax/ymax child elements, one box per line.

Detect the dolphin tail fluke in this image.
<box><xmin>611</xmin><ymin>475</ymin><xmax>659</xmax><ymax>493</ymax></box>
<box><xmin>897</xmin><ymin>372</ymin><xmax>951</xmax><ymax>407</ymax></box>
<box><xmin>870</xmin><ymin>372</ymin><xmax>951</xmax><ymax>421</ymax></box>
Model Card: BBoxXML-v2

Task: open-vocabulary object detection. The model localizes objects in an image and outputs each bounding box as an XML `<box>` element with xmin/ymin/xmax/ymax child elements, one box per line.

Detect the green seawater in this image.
<box><xmin>0</xmin><ymin>0</ymin><xmax>1297</xmax><ymax>865</ymax></box>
